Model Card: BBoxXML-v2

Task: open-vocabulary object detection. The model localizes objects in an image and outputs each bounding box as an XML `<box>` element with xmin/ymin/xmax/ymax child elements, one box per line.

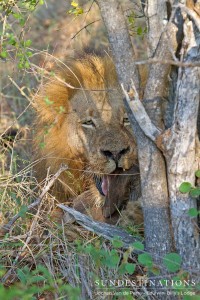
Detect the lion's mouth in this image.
<box><xmin>101</xmin><ymin>168</ymin><xmax>124</xmax><ymax>196</ymax></box>
<box><xmin>94</xmin><ymin>168</ymin><xmax>125</xmax><ymax>197</ymax></box>
<box><xmin>94</xmin><ymin>166</ymin><xmax>139</xmax><ymax>218</ymax></box>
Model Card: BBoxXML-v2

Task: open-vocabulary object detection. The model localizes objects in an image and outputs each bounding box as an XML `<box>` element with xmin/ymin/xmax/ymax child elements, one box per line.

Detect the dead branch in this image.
<box><xmin>0</xmin><ymin>164</ymin><xmax>68</xmax><ymax>237</ymax></box>
<box><xmin>58</xmin><ymin>204</ymin><xmax>143</xmax><ymax>249</ymax></box>
<box><xmin>121</xmin><ymin>83</ymin><xmax>162</xmax><ymax>142</ymax></box>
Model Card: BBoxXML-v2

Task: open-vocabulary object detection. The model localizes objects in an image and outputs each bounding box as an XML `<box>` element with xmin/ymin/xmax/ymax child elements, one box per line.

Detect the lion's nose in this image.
<box><xmin>100</xmin><ymin>146</ymin><xmax>130</xmax><ymax>162</ymax></box>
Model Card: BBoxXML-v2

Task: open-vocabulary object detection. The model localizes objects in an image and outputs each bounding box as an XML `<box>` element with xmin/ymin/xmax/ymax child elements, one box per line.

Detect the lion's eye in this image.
<box><xmin>123</xmin><ymin>115</ymin><xmax>130</xmax><ymax>126</ymax></box>
<box><xmin>82</xmin><ymin>119</ymin><xmax>95</xmax><ymax>128</ymax></box>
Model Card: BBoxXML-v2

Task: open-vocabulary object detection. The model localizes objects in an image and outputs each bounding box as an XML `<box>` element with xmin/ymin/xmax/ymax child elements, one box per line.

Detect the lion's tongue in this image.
<box><xmin>102</xmin><ymin>169</ymin><xmax>125</xmax><ymax>217</ymax></box>
<box><xmin>101</xmin><ymin>171</ymin><xmax>120</xmax><ymax>196</ymax></box>
<box><xmin>102</xmin><ymin>175</ymin><xmax>109</xmax><ymax>196</ymax></box>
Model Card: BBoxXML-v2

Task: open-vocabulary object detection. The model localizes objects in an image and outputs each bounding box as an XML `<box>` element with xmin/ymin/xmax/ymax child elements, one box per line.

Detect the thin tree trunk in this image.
<box><xmin>97</xmin><ymin>0</ymin><xmax>174</xmax><ymax>264</ymax></box>
<box><xmin>161</xmin><ymin>19</ymin><xmax>200</xmax><ymax>269</ymax></box>
<box><xmin>96</xmin><ymin>0</ymin><xmax>139</xmax><ymax>90</ymax></box>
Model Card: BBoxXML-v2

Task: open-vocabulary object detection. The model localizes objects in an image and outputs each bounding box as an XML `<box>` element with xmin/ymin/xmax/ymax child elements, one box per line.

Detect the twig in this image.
<box><xmin>121</xmin><ymin>82</ymin><xmax>162</xmax><ymax>142</ymax></box>
<box><xmin>0</xmin><ymin>164</ymin><xmax>68</xmax><ymax>236</ymax></box>
<box><xmin>71</xmin><ymin>19</ymin><xmax>100</xmax><ymax>40</ymax></box>
<box><xmin>134</xmin><ymin>58</ymin><xmax>200</xmax><ymax>67</ymax></box>
<box><xmin>8</xmin><ymin>76</ymin><xmax>32</xmax><ymax>103</ymax></box>
<box><xmin>57</xmin><ymin>204</ymin><xmax>143</xmax><ymax>249</ymax></box>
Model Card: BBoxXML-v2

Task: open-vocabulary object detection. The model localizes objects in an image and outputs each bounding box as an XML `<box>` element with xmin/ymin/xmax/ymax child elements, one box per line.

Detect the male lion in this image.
<box><xmin>34</xmin><ymin>55</ymin><xmax>141</xmax><ymax>223</ymax></box>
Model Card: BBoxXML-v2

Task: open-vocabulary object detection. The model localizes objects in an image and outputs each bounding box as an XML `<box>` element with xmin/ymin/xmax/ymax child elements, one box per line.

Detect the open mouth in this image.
<box><xmin>94</xmin><ymin>168</ymin><xmax>125</xmax><ymax>197</ymax></box>
<box><xmin>94</xmin><ymin>166</ymin><xmax>139</xmax><ymax>218</ymax></box>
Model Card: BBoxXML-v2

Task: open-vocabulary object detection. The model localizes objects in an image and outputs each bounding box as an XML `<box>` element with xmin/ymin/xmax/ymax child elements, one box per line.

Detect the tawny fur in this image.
<box><xmin>34</xmin><ymin>55</ymin><xmax>142</xmax><ymax>224</ymax></box>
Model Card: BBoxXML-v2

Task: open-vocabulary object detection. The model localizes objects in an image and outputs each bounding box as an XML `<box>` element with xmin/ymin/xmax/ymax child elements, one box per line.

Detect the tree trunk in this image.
<box><xmin>97</xmin><ymin>0</ymin><xmax>200</xmax><ymax>272</ymax></box>
<box><xmin>161</xmin><ymin>19</ymin><xmax>200</xmax><ymax>269</ymax></box>
<box><xmin>97</xmin><ymin>0</ymin><xmax>174</xmax><ymax>265</ymax></box>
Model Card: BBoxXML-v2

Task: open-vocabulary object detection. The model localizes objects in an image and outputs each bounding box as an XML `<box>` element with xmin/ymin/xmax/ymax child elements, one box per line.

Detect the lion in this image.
<box><xmin>34</xmin><ymin>55</ymin><xmax>141</xmax><ymax>224</ymax></box>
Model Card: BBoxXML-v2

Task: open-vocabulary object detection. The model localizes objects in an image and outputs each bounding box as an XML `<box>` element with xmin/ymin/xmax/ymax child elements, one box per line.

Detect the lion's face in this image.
<box><xmin>64</xmin><ymin>89</ymin><xmax>137</xmax><ymax>173</ymax></box>
<box><xmin>35</xmin><ymin>56</ymin><xmax>139</xmax><ymax>218</ymax></box>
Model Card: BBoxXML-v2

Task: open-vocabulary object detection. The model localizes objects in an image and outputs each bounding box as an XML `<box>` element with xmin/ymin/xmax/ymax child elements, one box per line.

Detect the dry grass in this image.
<box><xmin>0</xmin><ymin>1</ymin><xmax>148</xmax><ymax>299</ymax></box>
<box><xmin>0</xmin><ymin>164</ymin><xmax>145</xmax><ymax>299</ymax></box>
<box><xmin>1</xmin><ymin>1</ymin><xmax>199</xmax><ymax>299</ymax></box>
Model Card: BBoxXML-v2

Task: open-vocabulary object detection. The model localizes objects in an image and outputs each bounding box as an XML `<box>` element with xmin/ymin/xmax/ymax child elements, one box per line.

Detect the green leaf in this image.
<box><xmin>44</xmin><ymin>97</ymin><xmax>54</xmax><ymax>105</ymax></box>
<box><xmin>163</xmin><ymin>253</ymin><xmax>182</xmax><ymax>272</ymax></box>
<box><xmin>137</xmin><ymin>26</ymin><xmax>143</xmax><ymax>35</ymax></box>
<box><xmin>195</xmin><ymin>170</ymin><xmax>200</xmax><ymax>178</ymax></box>
<box><xmin>18</xmin><ymin>205</ymin><xmax>28</xmax><ymax>218</ymax></box>
<box><xmin>18</xmin><ymin>62</ymin><xmax>23</xmax><ymax>69</ymax></box>
<box><xmin>179</xmin><ymin>182</ymin><xmax>192</xmax><ymax>193</ymax></box>
<box><xmin>118</xmin><ymin>263</ymin><xmax>127</xmax><ymax>275</ymax></box>
<box><xmin>103</xmin><ymin>250</ymin><xmax>120</xmax><ymax>268</ymax></box>
<box><xmin>17</xmin><ymin>269</ymin><xmax>27</xmax><ymax>284</ymax></box>
<box><xmin>29</xmin><ymin>275</ymin><xmax>46</xmax><ymax>284</ymax></box>
<box><xmin>132</xmin><ymin>241</ymin><xmax>144</xmax><ymax>251</ymax></box>
<box><xmin>58</xmin><ymin>106</ymin><xmax>65</xmax><ymax>113</ymax></box>
<box><xmin>39</xmin><ymin>142</ymin><xmax>45</xmax><ymax>149</ymax></box>
<box><xmin>183</xmin><ymin>296</ymin><xmax>200</xmax><ymax>300</ymax></box>
<box><xmin>138</xmin><ymin>253</ymin><xmax>153</xmax><ymax>267</ymax></box>
<box><xmin>24</xmin><ymin>39</ymin><xmax>32</xmax><ymax>47</ymax></box>
<box><xmin>24</xmin><ymin>61</ymin><xmax>30</xmax><ymax>68</ymax></box>
<box><xmin>13</xmin><ymin>13</ymin><xmax>21</xmax><ymax>19</ymax></box>
<box><xmin>0</xmin><ymin>51</ymin><xmax>7</xmax><ymax>58</ymax></box>
<box><xmin>19</xmin><ymin>18</ymin><xmax>25</xmax><ymax>26</ymax></box>
<box><xmin>189</xmin><ymin>188</ymin><xmax>200</xmax><ymax>198</ymax></box>
<box><xmin>26</xmin><ymin>51</ymin><xmax>33</xmax><ymax>57</ymax></box>
<box><xmin>188</xmin><ymin>208</ymin><xmax>199</xmax><ymax>217</ymax></box>
<box><xmin>125</xmin><ymin>263</ymin><xmax>136</xmax><ymax>274</ymax></box>
<box><xmin>112</xmin><ymin>237</ymin><xmax>124</xmax><ymax>248</ymax></box>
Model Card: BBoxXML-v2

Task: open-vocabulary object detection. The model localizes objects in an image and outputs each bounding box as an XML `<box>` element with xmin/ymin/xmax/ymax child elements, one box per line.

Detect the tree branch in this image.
<box><xmin>121</xmin><ymin>82</ymin><xmax>162</xmax><ymax>142</ymax></box>
<box><xmin>58</xmin><ymin>204</ymin><xmax>143</xmax><ymax>249</ymax></box>
<box><xmin>134</xmin><ymin>58</ymin><xmax>200</xmax><ymax>67</ymax></box>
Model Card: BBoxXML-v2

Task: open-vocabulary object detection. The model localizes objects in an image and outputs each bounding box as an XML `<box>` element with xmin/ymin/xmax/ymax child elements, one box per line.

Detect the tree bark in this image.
<box><xmin>96</xmin><ymin>0</ymin><xmax>139</xmax><ymax>90</ymax></box>
<box><xmin>97</xmin><ymin>0</ymin><xmax>200</xmax><ymax>273</ymax></box>
<box><xmin>58</xmin><ymin>204</ymin><xmax>143</xmax><ymax>250</ymax></box>
<box><xmin>138</xmin><ymin>2</ymin><xmax>185</xmax><ymax>261</ymax></box>
<box><xmin>97</xmin><ymin>0</ymin><xmax>174</xmax><ymax>264</ymax></box>
<box><xmin>161</xmin><ymin>19</ymin><xmax>200</xmax><ymax>269</ymax></box>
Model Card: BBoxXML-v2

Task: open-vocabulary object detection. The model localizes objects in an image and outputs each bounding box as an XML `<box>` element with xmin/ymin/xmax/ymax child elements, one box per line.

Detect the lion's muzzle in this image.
<box><xmin>100</xmin><ymin>146</ymin><xmax>130</xmax><ymax>165</ymax></box>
